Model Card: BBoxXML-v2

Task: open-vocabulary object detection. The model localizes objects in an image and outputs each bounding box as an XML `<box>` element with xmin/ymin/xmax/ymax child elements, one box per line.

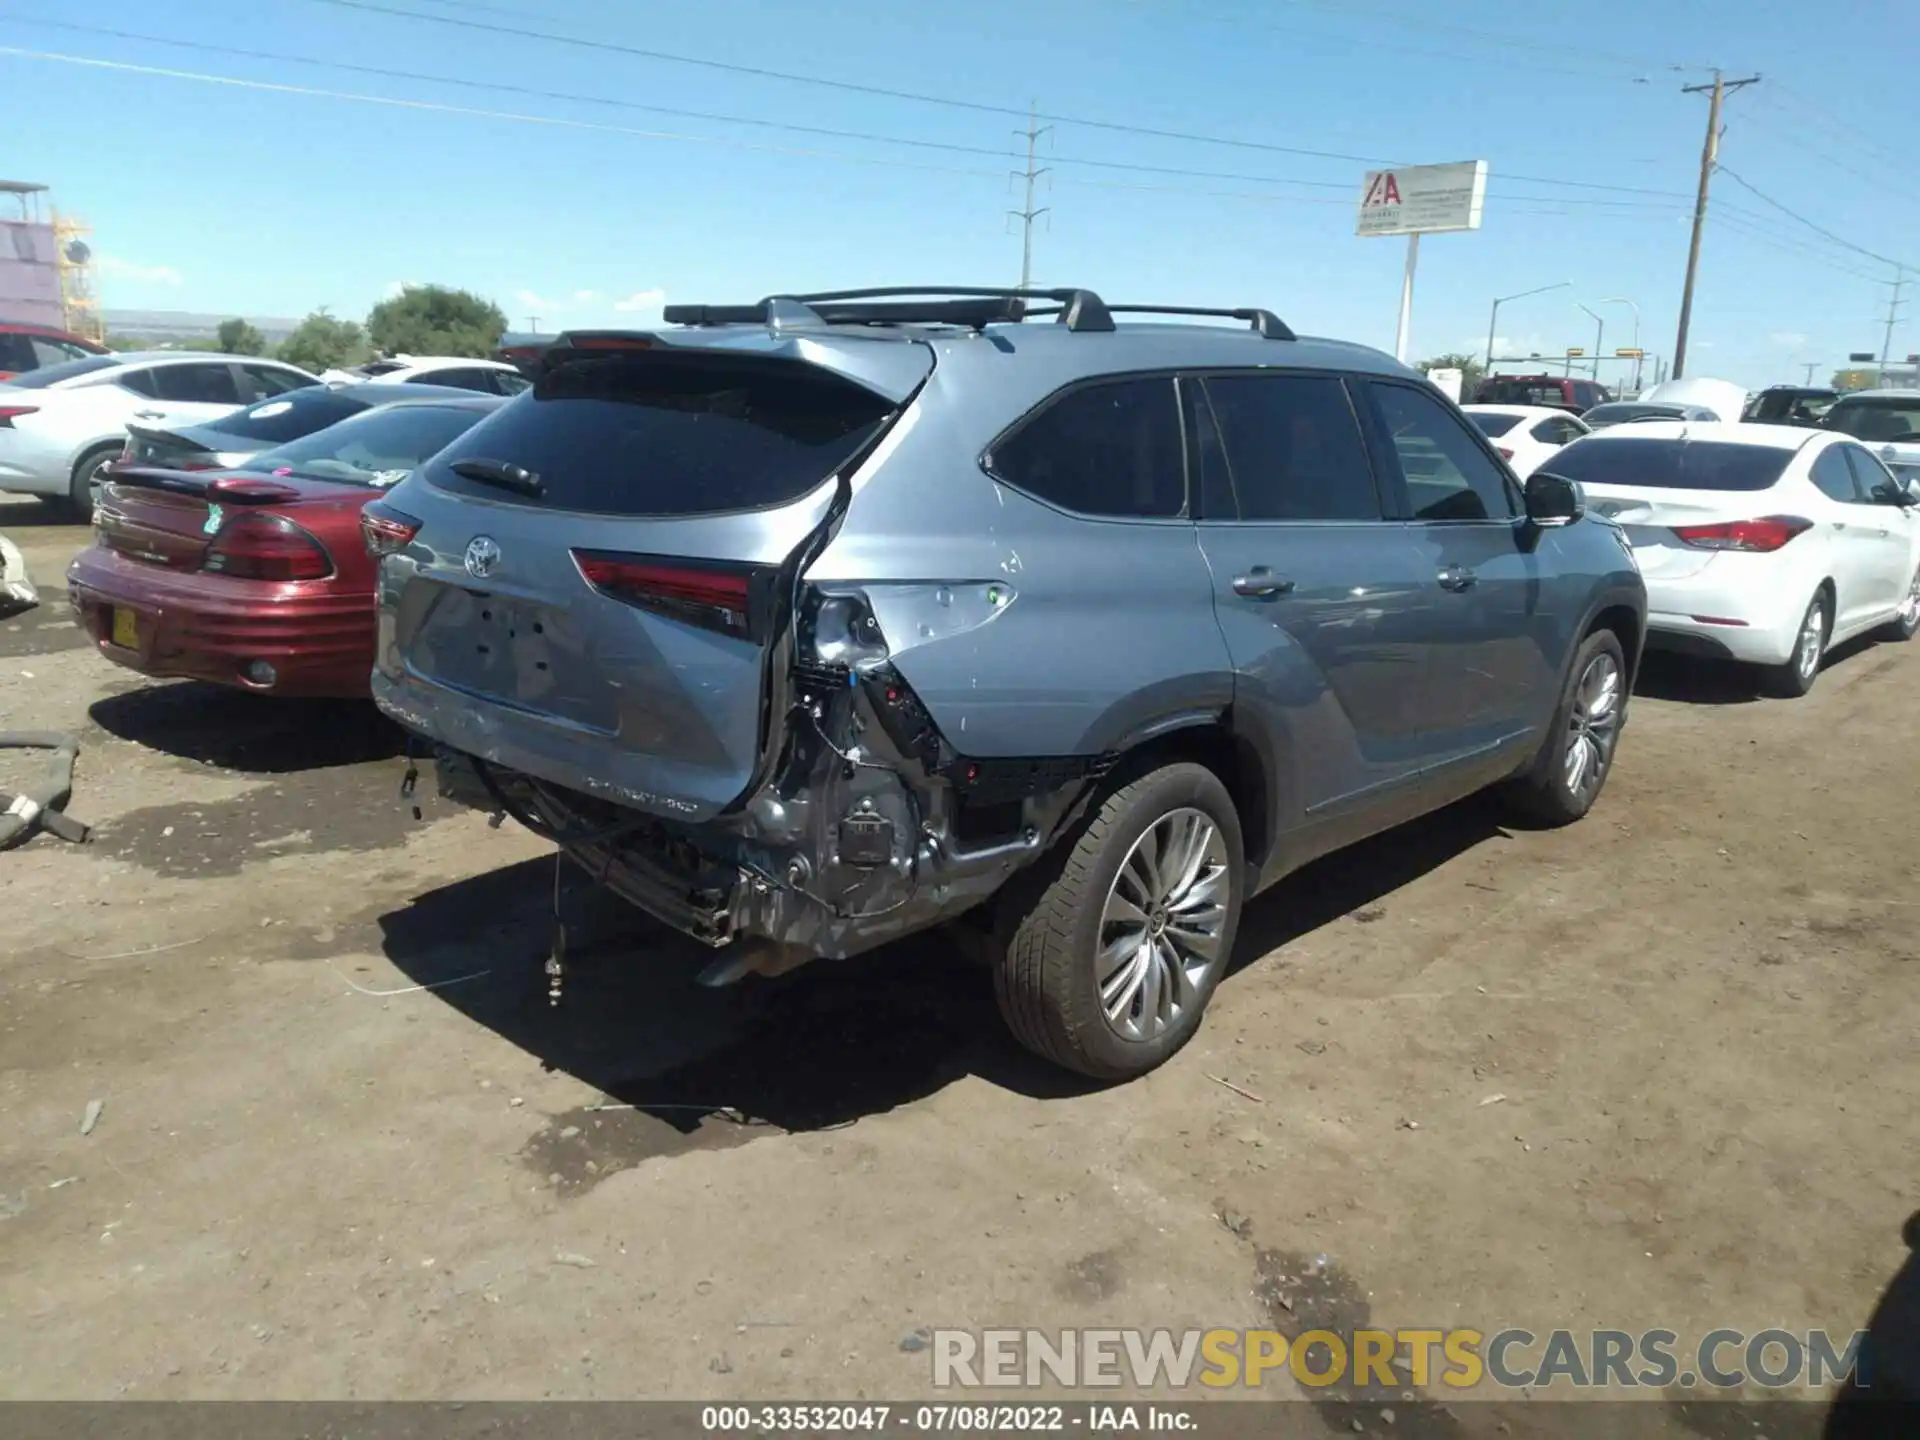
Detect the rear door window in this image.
<box><xmin>1196</xmin><ymin>373</ymin><xmax>1380</xmax><ymax>521</ymax></box>
<box><xmin>411</xmin><ymin>368</ymin><xmax>491</xmax><ymax>391</ymax></box>
<box><xmin>150</xmin><ymin>362</ymin><xmax>242</xmax><ymax>405</ymax></box>
<box><xmin>0</xmin><ymin>333</ymin><xmax>31</xmax><ymax>372</ymax></box>
<box><xmin>238</xmin><ymin>364</ymin><xmax>313</xmax><ymax>401</ymax></box>
<box><xmin>1810</xmin><ymin>447</ymin><xmax>1864</xmax><ymax>503</ymax></box>
<box><xmin>1468</xmin><ymin>412</ymin><xmax>1524</xmax><ymax>438</ymax></box>
<box><xmin>31</xmin><ymin>336</ymin><xmax>90</xmax><ymax>366</ymax></box>
<box><xmin>1365</xmin><ymin>381</ymin><xmax>1518</xmax><ymax>520</ymax></box>
<box><xmin>988</xmin><ymin>375</ymin><xmax>1186</xmax><ymax>518</ymax></box>
<box><xmin>209</xmin><ymin>387</ymin><xmax>370</xmax><ymax>443</ymax></box>
<box><xmin>425</xmin><ymin>352</ymin><xmax>898</xmax><ymax>517</ymax></box>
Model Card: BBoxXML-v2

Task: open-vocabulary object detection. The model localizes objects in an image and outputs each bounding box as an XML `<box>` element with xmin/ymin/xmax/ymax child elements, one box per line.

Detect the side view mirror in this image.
<box><xmin>1525</xmin><ymin>471</ymin><xmax>1583</xmax><ymax>527</ymax></box>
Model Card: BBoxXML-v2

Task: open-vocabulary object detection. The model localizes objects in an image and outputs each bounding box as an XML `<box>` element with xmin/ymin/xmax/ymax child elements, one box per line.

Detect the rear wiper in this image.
<box><xmin>450</xmin><ymin>457</ymin><xmax>544</xmax><ymax>497</ymax></box>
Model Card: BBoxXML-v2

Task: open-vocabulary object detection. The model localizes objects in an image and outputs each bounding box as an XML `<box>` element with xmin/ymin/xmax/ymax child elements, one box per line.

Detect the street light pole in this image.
<box><xmin>1577</xmin><ymin>304</ymin><xmax>1603</xmax><ymax>383</ymax></box>
<box><xmin>1486</xmin><ymin>280</ymin><xmax>1573</xmax><ymax>379</ymax></box>
<box><xmin>1600</xmin><ymin>297</ymin><xmax>1641</xmax><ymax>392</ymax></box>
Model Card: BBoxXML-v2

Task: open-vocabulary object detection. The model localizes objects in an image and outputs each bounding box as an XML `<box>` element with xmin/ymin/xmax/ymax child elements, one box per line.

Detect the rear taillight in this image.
<box><xmin>0</xmin><ymin>405</ymin><xmax>38</xmax><ymax>428</ymax></box>
<box><xmin>360</xmin><ymin>502</ymin><xmax>422</xmax><ymax>558</ymax></box>
<box><xmin>1496</xmin><ymin>446</ymin><xmax>1515</xmax><ymax>460</ymax></box>
<box><xmin>573</xmin><ymin>551</ymin><xmax>766</xmax><ymax>640</ymax></box>
<box><xmin>204</xmin><ymin>514</ymin><xmax>333</xmax><ymax>581</ymax></box>
<box><xmin>1671</xmin><ymin>516</ymin><xmax>1812</xmax><ymax>553</ymax></box>
<box><xmin>207</xmin><ymin>476</ymin><xmax>301</xmax><ymax>503</ymax></box>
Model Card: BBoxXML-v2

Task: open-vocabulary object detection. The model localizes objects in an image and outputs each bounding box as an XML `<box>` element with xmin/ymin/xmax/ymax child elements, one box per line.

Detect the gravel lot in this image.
<box><xmin>1</xmin><ymin>493</ymin><xmax>1913</xmax><ymax>1435</ymax></box>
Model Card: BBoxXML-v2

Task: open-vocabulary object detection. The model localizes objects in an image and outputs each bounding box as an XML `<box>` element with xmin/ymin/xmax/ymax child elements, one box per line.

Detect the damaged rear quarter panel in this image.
<box><xmin>804</xmin><ymin>351</ymin><xmax>1234</xmax><ymax>761</ymax></box>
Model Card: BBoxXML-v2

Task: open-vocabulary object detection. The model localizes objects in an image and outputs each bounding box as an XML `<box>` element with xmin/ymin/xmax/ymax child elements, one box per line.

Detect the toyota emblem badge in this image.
<box><xmin>464</xmin><ymin>535</ymin><xmax>502</xmax><ymax>579</ymax></box>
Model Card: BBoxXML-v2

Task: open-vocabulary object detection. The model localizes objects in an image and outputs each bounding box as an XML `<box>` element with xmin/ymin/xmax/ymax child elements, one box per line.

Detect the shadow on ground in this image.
<box><xmin>1634</xmin><ymin>636</ymin><xmax>1883</xmax><ymax>707</ymax></box>
<box><xmin>89</xmin><ymin>680</ymin><xmax>403</xmax><ymax>772</ymax></box>
<box><xmin>379</xmin><ymin>792</ymin><xmax>1504</xmax><ymax>1185</ymax></box>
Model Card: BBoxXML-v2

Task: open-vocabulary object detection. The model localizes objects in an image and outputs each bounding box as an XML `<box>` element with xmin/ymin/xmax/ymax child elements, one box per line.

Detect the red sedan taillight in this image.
<box><xmin>360</xmin><ymin>501</ymin><xmax>422</xmax><ymax>559</ymax></box>
<box><xmin>1670</xmin><ymin>516</ymin><xmax>1812</xmax><ymax>553</ymax></box>
<box><xmin>0</xmin><ymin>404</ymin><xmax>39</xmax><ymax>428</ymax></box>
<box><xmin>203</xmin><ymin>514</ymin><xmax>333</xmax><ymax>581</ymax></box>
<box><xmin>1496</xmin><ymin>446</ymin><xmax>1515</xmax><ymax>460</ymax></box>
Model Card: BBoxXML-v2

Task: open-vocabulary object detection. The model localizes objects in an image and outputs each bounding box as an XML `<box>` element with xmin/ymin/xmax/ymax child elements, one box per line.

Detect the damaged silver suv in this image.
<box><xmin>366</xmin><ymin>287</ymin><xmax>1645</xmax><ymax>1080</ymax></box>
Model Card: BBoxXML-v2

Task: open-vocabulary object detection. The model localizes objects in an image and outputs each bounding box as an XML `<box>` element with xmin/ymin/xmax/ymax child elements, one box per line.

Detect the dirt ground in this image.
<box><xmin>1</xmin><ymin>492</ymin><xmax>1913</xmax><ymax>1432</ymax></box>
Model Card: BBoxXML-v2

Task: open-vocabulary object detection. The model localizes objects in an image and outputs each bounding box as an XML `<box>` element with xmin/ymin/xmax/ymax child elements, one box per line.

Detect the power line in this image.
<box><xmin>1712</xmin><ymin>165</ymin><xmax>1913</xmax><ymax>270</ymax></box>
<box><xmin>285</xmin><ymin>0</ymin><xmax>1699</xmax><ymax>198</ymax></box>
<box><xmin>0</xmin><ymin>12</ymin><xmax>1701</xmax><ymax>204</ymax></box>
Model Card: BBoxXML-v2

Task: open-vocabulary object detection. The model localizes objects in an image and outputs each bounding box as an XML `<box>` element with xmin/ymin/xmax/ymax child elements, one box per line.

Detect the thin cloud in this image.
<box><xmin>1769</xmin><ymin>331</ymin><xmax>1810</xmax><ymax>350</ymax></box>
<box><xmin>573</xmin><ymin>289</ymin><xmax>600</xmax><ymax>304</ymax></box>
<box><xmin>613</xmin><ymin>288</ymin><xmax>666</xmax><ymax>313</ymax></box>
<box><xmin>515</xmin><ymin>289</ymin><xmax>563</xmax><ymax>312</ymax></box>
<box><xmin>97</xmin><ymin>255</ymin><xmax>183</xmax><ymax>286</ymax></box>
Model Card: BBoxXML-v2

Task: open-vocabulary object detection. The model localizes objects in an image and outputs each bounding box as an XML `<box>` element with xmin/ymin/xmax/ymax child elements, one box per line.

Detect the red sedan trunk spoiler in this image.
<box><xmin>107</xmin><ymin>466</ymin><xmax>304</xmax><ymax>505</ymax></box>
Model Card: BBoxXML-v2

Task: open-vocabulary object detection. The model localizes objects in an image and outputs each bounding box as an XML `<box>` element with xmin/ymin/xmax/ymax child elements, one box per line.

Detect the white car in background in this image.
<box><xmin>319</xmin><ymin>355</ymin><xmax>529</xmax><ymax>395</ymax></box>
<box><xmin>0</xmin><ymin>351</ymin><xmax>321</xmax><ymax>517</ymax></box>
<box><xmin>1547</xmin><ymin>421</ymin><xmax>1920</xmax><ymax>696</ymax></box>
<box><xmin>1462</xmin><ymin>404</ymin><xmax>1590</xmax><ymax>476</ymax></box>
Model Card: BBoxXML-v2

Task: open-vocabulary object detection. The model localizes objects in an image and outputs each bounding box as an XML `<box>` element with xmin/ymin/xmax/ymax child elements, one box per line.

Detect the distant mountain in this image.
<box><xmin>103</xmin><ymin>308</ymin><xmax>302</xmax><ymax>341</ymax></box>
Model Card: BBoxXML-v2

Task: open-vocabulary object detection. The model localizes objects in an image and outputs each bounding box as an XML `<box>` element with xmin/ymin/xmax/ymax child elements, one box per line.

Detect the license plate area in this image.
<box><xmin>109</xmin><ymin>606</ymin><xmax>139</xmax><ymax>649</ymax></box>
<box><xmin>410</xmin><ymin>585</ymin><xmax>609</xmax><ymax>725</ymax></box>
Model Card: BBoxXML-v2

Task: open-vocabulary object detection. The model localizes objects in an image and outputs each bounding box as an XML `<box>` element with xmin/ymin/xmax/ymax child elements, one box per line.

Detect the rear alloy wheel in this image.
<box><xmin>67</xmin><ymin>443</ymin><xmax>121</xmax><ymax>522</ymax></box>
<box><xmin>1503</xmin><ymin>628</ymin><xmax>1627</xmax><ymax>826</ymax></box>
<box><xmin>1878</xmin><ymin>564</ymin><xmax>1920</xmax><ymax>642</ymax></box>
<box><xmin>1763</xmin><ymin>591</ymin><xmax>1829</xmax><ymax>698</ymax></box>
<box><xmin>993</xmin><ymin>762</ymin><xmax>1243</xmax><ymax>1081</ymax></box>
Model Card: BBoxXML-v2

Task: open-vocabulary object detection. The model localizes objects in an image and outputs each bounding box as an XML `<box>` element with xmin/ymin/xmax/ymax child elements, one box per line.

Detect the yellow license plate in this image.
<box><xmin>110</xmin><ymin>606</ymin><xmax>138</xmax><ymax>649</ymax></box>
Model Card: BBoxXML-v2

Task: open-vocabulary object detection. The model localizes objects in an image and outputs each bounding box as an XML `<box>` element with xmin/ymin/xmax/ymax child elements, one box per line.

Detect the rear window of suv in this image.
<box><xmin>424</xmin><ymin>353</ymin><xmax>896</xmax><ymax>516</ymax></box>
<box><xmin>1549</xmin><ymin>437</ymin><xmax>1796</xmax><ymax>491</ymax></box>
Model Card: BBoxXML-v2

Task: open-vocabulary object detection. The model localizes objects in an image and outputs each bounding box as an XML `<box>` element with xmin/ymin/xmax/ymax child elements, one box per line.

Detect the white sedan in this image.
<box><xmin>1547</xmin><ymin>421</ymin><xmax>1920</xmax><ymax>696</ymax></box>
<box><xmin>1462</xmin><ymin>404</ymin><xmax>1590</xmax><ymax>477</ymax></box>
<box><xmin>319</xmin><ymin>355</ymin><xmax>529</xmax><ymax>395</ymax></box>
<box><xmin>0</xmin><ymin>351</ymin><xmax>321</xmax><ymax>518</ymax></box>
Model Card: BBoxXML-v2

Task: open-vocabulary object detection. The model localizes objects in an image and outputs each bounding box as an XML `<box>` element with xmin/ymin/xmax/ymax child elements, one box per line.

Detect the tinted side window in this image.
<box><xmin>150</xmin><ymin>363</ymin><xmax>241</xmax><ymax>405</ymax></box>
<box><xmin>1367</xmin><ymin>382</ymin><xmax>1518</xmax><ymax>521</ymax></box>
<box><xmin>991</xmin><ymin>377</ymin><xmax>1185</xmax><ymax>518</ymax></box>
<box><xmin>1198</xmin><ymin>373</ymin><xmax>1379</xmax><ymax>521</ymax></box>
<box><xmin>31</xmin><ymin>336</ymin><xmax>88</xmax><ymax>366</ymax></box>
<box><xmin>0</xmin><ymin>334</ymin><xmax>30</xmax><ymax>372</ymax></box>
<box><xmin>1182</xmin><ymin>376</ymin><xmax>1234</xmax><ymax>519</ymax></box>
<box><xmin>1842</xmin><ymin>445</ymin><xmax>1899</xmax><ymax>501</ymax></box>
<box><xmin>239</xmin><ymin>364</ymin><xmax>312</xmax><ymax>400</ymax></box>
<box><xmin>1809</xmin><ymin>446</ymin><xmax>1862</xmax><ymax>503</ymax></box>
<box><xmin>115</xmin><ymin>367</ymin><xmax>157</xmax><ymax>398</ymax></box>
<box><xmin>412</xmin><ymin>368</ymin><xmax>489</xmax><ymax>391</ymax></box>
<box><xmin>492</xmin><ymin>370</ymin><xmax>531</xmax><ymax>396</ymax></box>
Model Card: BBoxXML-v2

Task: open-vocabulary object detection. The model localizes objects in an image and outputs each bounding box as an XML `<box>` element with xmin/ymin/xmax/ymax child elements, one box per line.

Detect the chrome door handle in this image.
<box><xmin>132</xmin><ymin>409</ymin><xmax>165</xmax><ymax>420</ymax></box>
<box><xmin>1437</xmin><ymin>566</ymin><xmax>1477</xmax><ymax>592</ymax></box>
<box><xmin>1232</xmin><ymin>567</ymin><xmax>1295</xmax><ymax>598</ymax></box>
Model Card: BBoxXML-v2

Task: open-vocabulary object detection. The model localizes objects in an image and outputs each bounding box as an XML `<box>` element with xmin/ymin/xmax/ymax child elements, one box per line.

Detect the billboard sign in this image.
<box><xmin>1357</xmin><ymin>161</ymin><xmax>1488</xmax><ymax>238</ymax></box>
<box><xmin>0</xmin><ymin>221</ymin><xmax>63</xmax><ymax>330</ymax></box>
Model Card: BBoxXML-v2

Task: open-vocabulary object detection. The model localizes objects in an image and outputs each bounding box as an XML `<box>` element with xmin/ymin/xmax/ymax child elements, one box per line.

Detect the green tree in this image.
<box><xmin>365</xmin><ymin>284</ymin><xmax>507</xmax><ymax>359</ymax></box>
<box><xmin>276</xmin><ymin>309</ymin><xmax>368</xmax><ymax>374</ymax></box>
<box><xmin>216</xmin><ymin>317</ymin><xmax>266</xmax><ymax>355</ymax></box>
<box><xmin>1420</xmin><ymin>352</ymin><xmax>1486</xmax><ymax>395</ymax></box>
<box><xmin>1832</xmin><ymin>368</ymin><xmax>1876</xmax><ymax>392</ymax></box>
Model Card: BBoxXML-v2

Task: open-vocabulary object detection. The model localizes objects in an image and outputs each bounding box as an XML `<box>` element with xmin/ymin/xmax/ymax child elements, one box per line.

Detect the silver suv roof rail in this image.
<box><xmin>659</xmin><ymin>287</ymin><xmax>1296</xmax><ymax>341</ymax></box>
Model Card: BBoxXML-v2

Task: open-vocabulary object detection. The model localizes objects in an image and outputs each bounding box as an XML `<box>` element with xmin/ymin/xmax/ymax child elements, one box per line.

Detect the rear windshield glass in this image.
<box><xmin>1549</xmin><ymin>437</ymin><xmax>1795</xmax><ymax>491</ymax></box>
<box><xmin>1466</xmin><ymin>412</ymin><xmax>1523</xmax><ymax>438</ymax></box>
<box><xmin>1826</xmin><ymin>398</ymin><xmax>1920</xmax><ymax>443</ymax></box>
<box><xmin>1581</xmin><ymin>403</ymin><xmax>1687</xmax><ymax>427</ymax></box>
<box><xmin>204</xmin><ymin>388</ymin><xmax>370</xmax><ymax>444</ymax></box>
<box><xmin>252</xmin><ymin>403</ymin><xmax>492</xmax><ymax>488</ymax></box>
<box><xmin>6</xmin><ymin>355</ymin><xmax>122</xmax><ymax>388</ymax></box>
<box><xmin>423</xmin><ymin>354</ymin><xmax>896</xmax><ymax>516</ymax></box>
<box><xmin>1481</xmin><ymin>380</ymin><xmax>1568</xmax><ymax>406</ymax></box>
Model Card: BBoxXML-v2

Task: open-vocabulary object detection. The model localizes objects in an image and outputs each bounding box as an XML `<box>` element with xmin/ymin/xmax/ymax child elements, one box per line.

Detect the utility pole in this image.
<box><xmin>1009</xmin><ymin>102</ymin><xmax>1051</xmax><ymax>290</ymax></box>
<box><xmin>1878</xmin><ymin>267</ymin><xmax>1906</xmax><ymax>387</ymax></box>
<box><xmin>1674</xmin><ymin>70</ymin><xmax>1760</xmax><ymax>379</ymax></box>
<box><xmin>1802</xmin><ymin>362</ymin><xmax>1817</xmax><ymax>385</ymax></box>
<box><xmin>527</xmin><ymin>315</ymin><xmax>540</xmax><ymax>335</ymax></box>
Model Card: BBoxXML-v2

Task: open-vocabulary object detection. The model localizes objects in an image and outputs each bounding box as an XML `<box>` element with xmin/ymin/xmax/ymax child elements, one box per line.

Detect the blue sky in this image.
<box><xmin>4</xmin><ymin>0</ymin><xmax>1914</xmax><ymax>387</ymax></box>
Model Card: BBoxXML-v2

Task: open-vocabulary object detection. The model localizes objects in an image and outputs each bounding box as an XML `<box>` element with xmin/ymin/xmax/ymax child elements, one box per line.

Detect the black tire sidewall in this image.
<box><xmin>68</xmin><ymin>444</ymin><xmax>119</xmax><ymax>519</ymax></box>
<box><xmin>1056</xmin><ymin>764</ymin><xmax>1244</xmax><ymax>1077</ymax></box>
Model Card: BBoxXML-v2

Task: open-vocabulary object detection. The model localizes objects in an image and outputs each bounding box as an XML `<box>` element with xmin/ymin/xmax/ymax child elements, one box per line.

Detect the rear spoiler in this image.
<box><xmin>105</xmin><ymin>466</ymin><xmax>302</xmax><ymax>504</ymax></box>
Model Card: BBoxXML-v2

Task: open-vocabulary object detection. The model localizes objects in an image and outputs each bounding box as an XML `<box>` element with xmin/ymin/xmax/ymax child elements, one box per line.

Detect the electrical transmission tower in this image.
<box><xmin>1010</xmin><ymin>103</ymin><xmax>1051</xmax><ymax>290</ymax></box>
<box><xmin>1878</xmin><ymin>268</ymin><xmax>1907</xmax><ymax>386</ymax></box>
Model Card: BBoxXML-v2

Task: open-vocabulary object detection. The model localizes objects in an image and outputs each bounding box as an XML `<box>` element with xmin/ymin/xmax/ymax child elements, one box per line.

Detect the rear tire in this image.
<box><xmin>992</xmin><ymin>762</ymin><xmax>1243</xmax><ymax>1081</ymax></box>
<box><xmin>1502</xmin><ymin>628</ymin><xmax>1627</xmax><ymax>827</ymax></box>
<box><xmin>66</xmin><ymin>443</ymin><xmax>121</xmax><ymax>522</ymax></box>
<box><xmin>1761</xmin><ymin>590</ymin><xmax>1829</xmax><ymax>698</ymax></box>
<box><xmin>1877</xmin><ymin>563</ymin><xmax>1920</xmax><ymax>642</ymax></box>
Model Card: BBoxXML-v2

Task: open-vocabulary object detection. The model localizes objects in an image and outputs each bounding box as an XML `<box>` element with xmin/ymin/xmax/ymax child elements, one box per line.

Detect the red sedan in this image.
<box><xmin>68</xmin><ymin>394</ymin><xmax>504</xmax><ymax>697</ymax></box>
